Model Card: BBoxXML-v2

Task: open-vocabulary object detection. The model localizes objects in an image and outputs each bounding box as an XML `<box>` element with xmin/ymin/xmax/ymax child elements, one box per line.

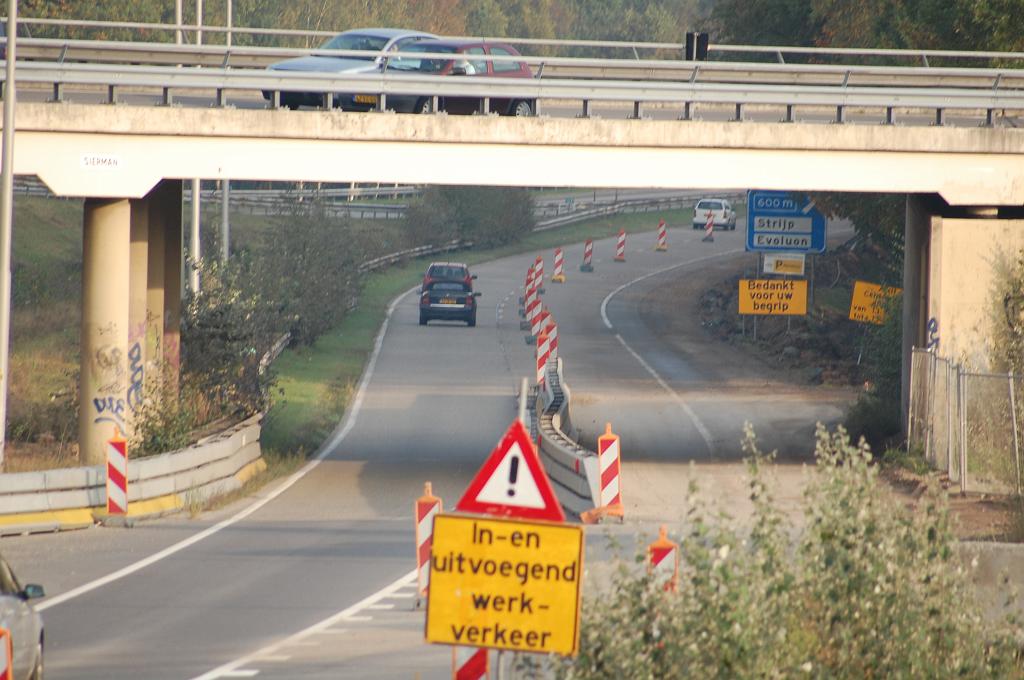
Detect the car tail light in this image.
<box><xmin>421</xmin><ymin>292</ymin><xmax>430</xmax><ymax>303</ymax></box>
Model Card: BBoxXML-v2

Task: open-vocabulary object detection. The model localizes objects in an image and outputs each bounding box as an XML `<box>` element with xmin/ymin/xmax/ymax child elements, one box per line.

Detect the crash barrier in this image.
<box><xmin>0</xmin><ymin>413</ymin><xmax>264</xmax><ymax>536</ymax></box>
<box><xmin>415</xmin><ymin>482</ymin><xmax>442</xmax><ymax>608</ymax></box>
<box><xmin>908</xmin><ymin>347</ymin><xmax>1024</xmax><ymax>497</ymax></box>
<box><xmin>530</xmin><ymin>358</ymin><xmax>620</xmax><ymax>519</ymax></box>
<box><xmin>648</xmin><ymin>525</ymin><xmax>680</xmax><ymax>592</ymax></box>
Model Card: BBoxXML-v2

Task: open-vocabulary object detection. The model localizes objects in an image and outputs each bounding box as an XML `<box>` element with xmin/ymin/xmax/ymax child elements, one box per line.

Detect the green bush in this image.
<box><xmin>403</xmin><ymin>186</ymin><xmax>535</xmax><ymax>249</ymax></box>
<box><xmin>557</xmin><ymin>425</ymin><xmax>1023</xmax><ymax>679</ymax></box>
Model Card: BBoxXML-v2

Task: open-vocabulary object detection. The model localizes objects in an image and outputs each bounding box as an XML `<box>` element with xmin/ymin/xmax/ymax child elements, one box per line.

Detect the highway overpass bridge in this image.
<box><xmin>4</xmin><ymin>49</ymin><xmax>1024</xmax><ymax>463</ymax></box>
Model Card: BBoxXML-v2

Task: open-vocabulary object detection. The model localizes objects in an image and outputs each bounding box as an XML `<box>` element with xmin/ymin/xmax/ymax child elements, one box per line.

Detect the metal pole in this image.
<box><xmin>946</xmin><ymin>360</ymin><xmax>952</xmax><ymax>475</ymax></box>
<box><xmin>195</xmin><ymin>0</ymin><xmax>203</xmax><ymax>45</ymax></box>
<box><xmin>175</xmin><ymin>0</ymin><xmax>182</xmax><ymax>45</ymax></box>
<box><xmin>959</xmin><ymin>367</ymin><xmax>967</xmax><ymax>494</ymax></box>
<box><xmin>225</xmin><ymin>0</ymin><xmax>232</xmax><ymax>47</ymax></box>
<box><xmin>220</xmin><ymin>179</ymin><xmax>229</xmax><ymax>262</ymax></box>
<box><xmin>1009</xmin><ymin>370</ymin><xmax>1022</xmax><ymax>496</ymax></box>
<box><xmin>190</xmin><ymin>178</ymin><xmax>201</xmax><ymax>292</ymax></box>
<box><xmin>0</xmin><ymin>0</ymin><xmax>17</xmax><ymax>469</ymax></box>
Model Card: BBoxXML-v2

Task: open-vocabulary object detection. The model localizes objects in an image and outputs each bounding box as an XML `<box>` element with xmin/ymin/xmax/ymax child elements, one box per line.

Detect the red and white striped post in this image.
<box><xmin>543</xmin><ymin>315</ymin><xmax>558</xmax><ymax>362</ymax></box>
<box><xmin>536</xmin><ymin>328</ymin><xmax>551</xmax><ymax>389</ymax></box>
<box><xmin>614</xmin><ymin>229</ymin><xmax>627</xmax><ymax>262</ymax></box>
<box><xmin>648</xmin><ymin>525</ymin><xmax>680</xmax><ymax>592</ymax></box>
<box><xmin>414</xmin><ymin>482</ymin><xmax>442</xmax><ymax>607</ymax></box>
<box><xmin>0</xmin><ymin>627</ymin><xmax>12</xmax><ymax>680</ymax></box>
<box><xmin>655</xmin><ymin>219</ymin><xmax>668</xmax><ymax>251</ymax></box>
<box><xmin>580</xmin><ymin>239</ymin><xmax>594</xmax><ymax>272</ymax></box>
<box><xmin>106</xmin><ymin>429</ymin><xmax>128</xmax><ymax>515</ymax></box>
<box><xmin>534</xmin><ymin>255</ymin><xmax>545</xmax><ymax>293</ymax></box>
<box><xmin>598</xmin><ymin>422</ymin><xmax>622</xmax><ymax>509</ymax></box>
<box><xmin>702</xmin><ymin>211</ymin><xmax>715</xmax><ymax>242</ymax></box>
<box><xmin>551</xmin><ymin>248</ymin><xmax>566</xmax><ymax>283</ymax></box>
<box><xmin>452</xmin><ymin>647</ymin><xmax>489</xmax><ymax>680</ymax></box>
<box><xmin>528</xmin><ymin>296</ymin><xmax>544</xmax><ymax>341</ymax></box>
<box><xmin>520</xmin><ymin>266</ymin><xmax>536</xmax><ymax>330</ymax></box>
<box><xmin>519</xmin><ymin>264</ymin><xmax>533</xmax><ymax>309</ymax></box>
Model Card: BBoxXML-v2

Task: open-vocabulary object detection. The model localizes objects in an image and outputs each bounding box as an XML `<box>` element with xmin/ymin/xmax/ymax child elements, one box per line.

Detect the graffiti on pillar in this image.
<box><xmin>126</xmin><ymin>342</ymin><xmax>145</xmax><ymax>413</ymax></box>
<box><xmin>926</xmin><ymin>317</ymin><xmax>940</xmax><ymax>350</ymax></box>
<box><xmin>93</xmin><ymin>396</ymin><xmax>126</xmax><ymax>426</ymax></box>
<box><xmin>91</xmin><ymin>341</ymin><xmax>126</xmax><ymax>426</ymax></box>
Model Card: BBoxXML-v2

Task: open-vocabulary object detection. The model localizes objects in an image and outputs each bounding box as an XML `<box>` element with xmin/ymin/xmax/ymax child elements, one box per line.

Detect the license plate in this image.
<box><xmin>440</xmin><ymin>297</ymin><xmax>456</xmax><ymax>304</ymax></box>
<box><xmin>354</xmin><ymin>94</ymin><xmax>377</xmax><ymax>104</ymax></box>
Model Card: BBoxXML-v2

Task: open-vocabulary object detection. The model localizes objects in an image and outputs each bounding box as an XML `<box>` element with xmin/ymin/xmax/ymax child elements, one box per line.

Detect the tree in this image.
<box><xmin>465</xmin><ymin>0</ymin><xmax>509</xmax><ymax>36</ymax></box>
<box><xmin>710</xmin><ymin>0</ymin><xmax>819</xmax><ymax>46</ymax></box>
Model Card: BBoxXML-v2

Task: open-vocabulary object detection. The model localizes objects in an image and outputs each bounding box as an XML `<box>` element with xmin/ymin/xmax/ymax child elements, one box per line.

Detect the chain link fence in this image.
<box><xmin>908</xmin><ymin>348</ymin><xmax>1023</xmax><ymax>496</ymax></box>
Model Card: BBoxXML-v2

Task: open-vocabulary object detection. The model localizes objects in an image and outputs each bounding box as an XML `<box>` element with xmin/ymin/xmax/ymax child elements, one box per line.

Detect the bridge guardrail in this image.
<box><xmin>9</xmin><ymin>60</ymin><xmax>1022</xmax><ymax>125</ymax></box>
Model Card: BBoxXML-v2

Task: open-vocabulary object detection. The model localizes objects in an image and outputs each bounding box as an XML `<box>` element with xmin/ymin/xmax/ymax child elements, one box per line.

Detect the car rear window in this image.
<box><xmin>697</xmin><ymin>200</ymin><xmax>723</xmax><ymax>210</ymax></box>
<box><xmin>428</xmin><ymin>265</ymin><xmax>468</xmax><ymax>280</ymax></box>
<box><xmin>390</xmin><ymin>43</ymin><xmax>459</xmax><ymax>73</ymax></box>
<box><xmin>429</xmin><ymin>282</ymin><xmax>469</xmax><ymax>292</ymax></box>
<box><xmin>319</xmin><ymin>33</ymin><xmax>390</xmax><ymax>56</ymax></box>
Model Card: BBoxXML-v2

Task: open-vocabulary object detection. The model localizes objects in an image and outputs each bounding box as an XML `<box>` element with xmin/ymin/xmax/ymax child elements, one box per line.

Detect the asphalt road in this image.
<box><xmin>0</xmin><ymin>221</ymin><xmax>855</xmax><ymax>678</ymax></box>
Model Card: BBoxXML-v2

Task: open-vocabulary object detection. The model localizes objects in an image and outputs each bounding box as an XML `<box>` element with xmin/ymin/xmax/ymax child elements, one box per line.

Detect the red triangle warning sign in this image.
<box><xmin>456</xmin><ymin>420</ymin><xmax>565</xmax><ymax>522</ymax></box>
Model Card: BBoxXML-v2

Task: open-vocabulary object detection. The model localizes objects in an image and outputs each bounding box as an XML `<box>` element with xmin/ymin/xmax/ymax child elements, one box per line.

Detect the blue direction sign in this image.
<box><xmin>746</xmin><ymin>190</ymin><xmax>827</xmax><ymax>253</ymax></box>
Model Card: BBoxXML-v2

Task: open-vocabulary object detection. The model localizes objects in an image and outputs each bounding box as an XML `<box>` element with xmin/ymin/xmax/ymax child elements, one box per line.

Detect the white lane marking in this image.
<box><xmin>599</xmin><ymin>249</ymin><xmax>744</xmax><ymax>330</ymax></box>
<box><xmin>39</xmin><ymin>285</ymin><xmax>421</xmax><ymax>612</ymax></box>
<box><xmin>614</xmin><ymin>332</ymin><xmax>716</xmax><ymax>455</ymax></box>
<box><xmin>599</xmin><ymin>248</ymin><xmax>745</xmax><ymax>457</ymax></box>
<box><xmin>191</xmin><ymin>570</ymin><xmax>417</xmax><ymax>680</ymax></box>
<box><xmin>366</xmin><ymin>603</ymin><xmax>395</xmax><ymax>610</ymax></box>
<box><xmin>386</xmin><ymin>592</ymin><xmax>414</xmax><ymax>599</ymax></box>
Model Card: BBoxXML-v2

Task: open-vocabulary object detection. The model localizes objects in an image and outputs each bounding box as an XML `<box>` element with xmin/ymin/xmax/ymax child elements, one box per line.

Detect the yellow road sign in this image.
<box><xmin>849</xmin><ymin>280</ymin><xmax>901</xmax><ymax>324</ymax></box>
<box><xmin>738</xmin><ymin>279</ymin><xmax>808</xmax><ymax>315</ymax></box>
<box><xmin>425</xmin><ymin>514</ymin><xmax>583</xmax><ymax>656</ymax></box>
<box><xmin>763</xmin><ymin>253</ymin><xmax>806</xmax><ymax>276</ymax></box>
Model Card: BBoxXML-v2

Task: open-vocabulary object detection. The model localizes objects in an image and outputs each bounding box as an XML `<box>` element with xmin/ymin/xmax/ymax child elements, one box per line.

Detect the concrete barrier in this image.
<box><xmin>0</xmin><ymin>414</ymin><xmax>265</xmax><ymax>535</ymax></box>
<box><xmin>532</xmin><ymin>359</ymin><xmax>602</xmax><ymax>518</ymax></box>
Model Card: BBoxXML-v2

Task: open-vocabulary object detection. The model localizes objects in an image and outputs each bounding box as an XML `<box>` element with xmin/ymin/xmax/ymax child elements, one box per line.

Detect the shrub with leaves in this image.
<box><xmin>403</xmin><ymin>186</ymin><xmax>535</xmax><ymax>249</ymax></box>
<box><xmin>557</xmin><ymin>425</ymin><xmax>1023</xmax><ymax>679</ymax></box>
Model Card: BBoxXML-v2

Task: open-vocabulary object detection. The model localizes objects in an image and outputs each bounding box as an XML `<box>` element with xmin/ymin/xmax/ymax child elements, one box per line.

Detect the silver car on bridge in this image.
<box><xmin>263</xmin><ymin>27</ymin><xmax>437</xmax><ymax>110</ymax></box>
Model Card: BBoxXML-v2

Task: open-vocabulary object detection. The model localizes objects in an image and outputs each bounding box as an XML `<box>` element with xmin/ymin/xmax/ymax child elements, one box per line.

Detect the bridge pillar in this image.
<box><xmin>901</xmin><ymin>195</ymin><xmax>932</xmax><ymax>434</ymax></box>
<box><xmin>79</xmin><ymin>181</ymin><xmax>183</xmax><ymax>466</ymax></box>
<box><xmin>80</xmin><ymin>198</ymin><xmax>131</xmax><ymax>466</ymax></box>
<box><xmin>148</xmin><ymin>180</ymin><xmax>183</xmax><ymax>395</ymax></box>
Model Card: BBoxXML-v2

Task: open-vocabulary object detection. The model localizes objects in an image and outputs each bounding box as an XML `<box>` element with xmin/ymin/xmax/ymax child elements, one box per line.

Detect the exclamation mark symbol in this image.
<box><xmin>507</xmin><ymin>456</ymin><xmax>519</xmax><ymax>497</ymax></box>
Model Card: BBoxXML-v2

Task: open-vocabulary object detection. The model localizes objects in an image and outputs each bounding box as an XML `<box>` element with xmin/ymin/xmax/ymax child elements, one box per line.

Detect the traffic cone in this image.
<box><xmin>580</xmin><ymin>239</ymin><xmax>594</xmax><ymax>272</ymax></box>
<box><xmin>581</xmin><ymin>423</ymin><xmax>625</xmax><ymax>524</ymax></box>
<box><xmin>648</xmin><ymin>525</ymin><xmax>679</xmax><ymax>592</ymax></box>
<box><xmin>655</xmin><ymin>219</ymin><xmax>668</xmax><ymax>251</ymax></box>
<box><xmin>551</xmin><ymin>248</ymin><xmax>566</xmax><ymax>283</ymax></box>
<box><xmin>414</xmin><ymin>482</ymin><xmax>442</xmax><ymax>608</ymax></box>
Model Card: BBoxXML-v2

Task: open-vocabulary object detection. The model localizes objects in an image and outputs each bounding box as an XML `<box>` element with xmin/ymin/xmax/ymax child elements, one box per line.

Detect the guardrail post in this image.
<box><xmin>631</xmin><ymin>101</ymin><xmax>641</xmax><ymax>119</ymax></box>
<box><xmin>835</xmin><ymin>105</ymin><xmax>845</xmax><ymax>124</ymax></box>
<box><xmin>934</xmin><ymin>108</ymin><xmax>944</xmax><ymax>126</ymax></box>
<box><xmin>885</xmin><ymin>107</ymin><xmax>894</xmax><ymax>125</ymax></box>
<box><xmin>579</xmin><ymin>100</ymin><xmax>590</xmax><ymax>119</ymax></box>
<box><xmin>959</xmin><ymin>366</ymin><xmax>967</xmax><ymax>494</ymax></box>
<box><xmin>984</xmin><ymin>109</ymin><xmax>993</xmax><ymax>127</ymax></box>
<box><xmin>733</xmin><ymin>103</ymin><xmax>743</xmax><ymax>121</ymax></box>
<box><xmin>783</xmin><ymin>104</ymin><xmax>793</xmax><ymax>123</ymax></box>
<box><xmin>679</xmin><ymin>101</ymin><xmax>692</xmax><ymax>121</ymax></box>
<box><xmin>1009</xmin><ymin>370</ymin><xmax>1022</xmax><ymax>496</ymax></box>
<box><xmin>108</xmin><ymin>84</ymin><xmax>117</xmax><ymax>104</ymax></box>
<box><xmin>52</xmin><ymin>82</ymin><xmax>63</xmax><ymax>103</ymax></box>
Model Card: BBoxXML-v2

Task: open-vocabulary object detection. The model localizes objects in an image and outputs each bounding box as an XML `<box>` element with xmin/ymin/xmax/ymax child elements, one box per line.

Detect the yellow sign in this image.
<box><xmin>425</xmin><ymin>514</ymin><xmax>583</xmax><ymax>656</ymax></box>
<box><xmin>738</xmin><ymin>279</ymin><xmax>808</xmax><ymax>315</ymax></box>
<box><xmin>763</xmin><ymin>253</ymin><xmax>805</xmax><ymax>276</ymax></box>
<box><xmin>849</xmin><ymin>281</ymin><xmax>901</xmax><ymax>324</ymax></box>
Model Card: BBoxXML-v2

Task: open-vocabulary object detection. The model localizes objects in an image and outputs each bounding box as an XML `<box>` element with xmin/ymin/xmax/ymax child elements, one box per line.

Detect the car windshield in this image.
<box><xmin>429</xmin><ymin>282</ymin><xmax>469</xmax><ymax>292</ymax></box>
<box><xmin>318</xmin><ymin>33</ymin><xmax>390</xmax><ymax>59</ymax></box>
<box><xmin>389</xmin><ymin>43</ymin><xmax>460</xmax><ymax>73</ymax></box>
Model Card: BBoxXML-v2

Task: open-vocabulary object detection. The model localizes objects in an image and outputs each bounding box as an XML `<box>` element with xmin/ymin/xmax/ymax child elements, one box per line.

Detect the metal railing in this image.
<box><xmin>7</xmin><ymin>16</ymin><xmax>1024</xmax><ymax>68</ymax></box>
<box><xmin>908</xmin><ymin>347</ymin><xmax>1023</xmax><ymax>496</ymax></box>
<box><xmin>7</xmin><ymin>60</ymin><xmax>1023</xmax><ymax>126</ymax></box>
